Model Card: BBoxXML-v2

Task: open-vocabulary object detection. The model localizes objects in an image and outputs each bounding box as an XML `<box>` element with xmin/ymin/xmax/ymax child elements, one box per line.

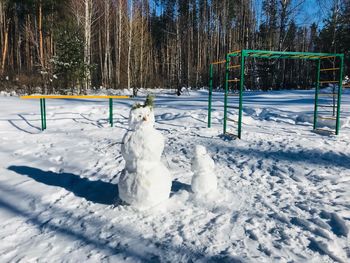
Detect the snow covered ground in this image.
<box><xmin>0</xmin><ymin>89</ymin><xmax>349</xmax><ymax>262</ymax></box>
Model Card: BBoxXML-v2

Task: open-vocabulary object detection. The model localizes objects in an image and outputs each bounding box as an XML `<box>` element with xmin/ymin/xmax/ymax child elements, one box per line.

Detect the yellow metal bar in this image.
<box><xmin>211</xmin><ymin>60</ymin><xmax>226</xmax><ymax>65</ymax></box>
<box><xmin>320</xmin><ymin>68</ymin><xmax>340</xmax><ymax>72</ymax></box>
<box><xmin>228</xmin><ymin>50</ymin><xmax>241</xmax><ymax>55</ymax></box>
<box><xmin>228</xmin><ymin>65</ymin><xmax>241</xmax><ymax>69</ymax></box>
<box><xmin>21</xmin><ymin>95</ymin><xmax>130</xmax><ymax>99</ymax></box>
<box><xmin>320</xmin><ymin>56</ymin><xmax>336</xmax><ymax>59</ymax></box>
<box><xmin>320</xmin><ymin>80</ymin><xmax>339</xmax><ymax>84</ymax></box>
<box><xmin>318</xmin><ymin>116</ymin><xmax>336</xmax><ymax>120</ymax></box>
<box><xmin>303</xmin><ymin>55</ymin><xmax>318</xmax><ymax>59</ymax></box>
<box><xmin>318</xmin><ymin>93</ymin><xmax>338</xmax><ymax>96</ymax></box>
<box><xmin>227</xmin><ymin>79</ymin><xmax>240</xmax><ymax>82</ymax></box>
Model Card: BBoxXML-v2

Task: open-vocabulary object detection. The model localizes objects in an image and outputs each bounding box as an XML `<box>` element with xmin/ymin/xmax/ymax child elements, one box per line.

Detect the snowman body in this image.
<box><xmin>119</xmin><ymin>106</ymin><xmax>171</xmax><ymax>208</ymax></box>
<box><xmin>191</xmin><ymin>145</ymin><xmax>217</xmax><ymax>195</ymax></box>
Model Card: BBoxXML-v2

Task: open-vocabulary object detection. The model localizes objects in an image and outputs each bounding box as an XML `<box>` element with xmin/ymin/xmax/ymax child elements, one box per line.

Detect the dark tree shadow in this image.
<box><xmin>8</xmin><ymin>166</ymin><xmax>119</xmax><ymax>205</ymax></box>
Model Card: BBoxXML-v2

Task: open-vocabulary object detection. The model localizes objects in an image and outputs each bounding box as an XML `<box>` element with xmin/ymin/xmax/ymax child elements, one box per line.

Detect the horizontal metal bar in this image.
<box><xmin>320</xmin><ymin>80</ymin><xmax>339</xmax><ymax>84</ymax></box>
<box><xmin>319</xmin><ymin>104</ymin><xmax>337</xmax><ymax>108</ymax></box>
<box><xmin>320</xmin><ymin>56</ymin><xmax>336</xmax><ymax>59</ymax></box>
<box><xmin>228</xmin><ymin>79</ymin><xmax>240</xmax><ymax>82</ymax></box>
<box><xmin>211</xmin><ymin>60</ymin><xmax>226</xmax><ymax>65</ymax></box>
<box><xmin>21</xmin><ymin>95</ymin><xmax>130</xmax><ymax>99</ymax></box>
<box><xmin>228</xmin><ymin>65</ymin><xmax>241</xmax><ymax>69</ymax></box>
<box><xmin>228</xmin><ymin>50</ymin><xmax>241</xmax><ymax>55</ymax></box>
<box><xmin>246</xmin><ymin>54</ymin><xmax>320</xmax><ymax>60</ymax></box>
<box><xmin>318</xmin><ymin>93</ymin><xmax>338</xmax><ymax>96</ymax></box>
<box><xmin>243</xmin><ymin>49</ymin><xmax>343</xmax><ymax>58</ymax></box>
<box><xmin>320</xmin><ymin>68</ymin><xmax>340</xmax><ymax>72</ymax></box>
<box><xmin>318</xmin><ymin>116</ymin><xmax>336</xmax><ymax>120</ymax></box>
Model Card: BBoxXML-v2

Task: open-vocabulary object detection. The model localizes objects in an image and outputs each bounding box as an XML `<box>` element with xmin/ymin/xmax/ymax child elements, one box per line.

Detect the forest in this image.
<box><xmin>0</xmin><ymin>0</ymin><xmax>349</xmax><ymax>95</ymax></box>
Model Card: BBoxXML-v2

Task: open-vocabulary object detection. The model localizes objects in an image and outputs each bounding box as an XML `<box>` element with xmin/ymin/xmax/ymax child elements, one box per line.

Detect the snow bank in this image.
<box><xmin>296</xmin><ymin>114</ymin><xmax>349</xmax><ymax>128</ymax></box>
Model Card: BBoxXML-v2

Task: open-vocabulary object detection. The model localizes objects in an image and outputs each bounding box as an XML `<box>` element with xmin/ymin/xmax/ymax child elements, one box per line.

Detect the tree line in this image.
<box><xmin>0</xmin><ymin>0</ymin><xmax>349</xmax><ymax>94</ymax></box>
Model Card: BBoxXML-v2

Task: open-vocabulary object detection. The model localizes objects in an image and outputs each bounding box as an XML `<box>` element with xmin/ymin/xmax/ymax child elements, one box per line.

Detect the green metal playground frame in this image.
<box><xmin>207</xmin><ymin>49</ymin><xmax>345</xmax><ymax>139</ymax></box>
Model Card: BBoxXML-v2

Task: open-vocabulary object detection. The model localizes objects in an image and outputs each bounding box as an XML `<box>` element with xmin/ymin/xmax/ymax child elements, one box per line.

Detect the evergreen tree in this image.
<box><xmin>51</xmin><ymin>22</ymin><xmax>91</xmax><ymax>93</ymax></box>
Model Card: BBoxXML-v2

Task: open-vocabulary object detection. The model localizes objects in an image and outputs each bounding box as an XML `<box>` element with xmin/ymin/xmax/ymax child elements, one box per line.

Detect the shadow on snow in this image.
<box><xmin>8</xmin><ymin>165</ymin><xmax>118</xmax><ymax>205</ymax></box>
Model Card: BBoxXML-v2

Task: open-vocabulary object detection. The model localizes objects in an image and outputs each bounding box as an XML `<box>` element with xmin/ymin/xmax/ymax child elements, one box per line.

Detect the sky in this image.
<box><xmin>299</xmin><ymin>0</ymin><xmax>328</xmax><ymax>27</ymax></box>
<box><xmin>151</xmin><ymin>0</ymin><xmax>332</xmax><ymax>29</ymax></box>
<box><xmin>254</xmin><ymin>0</ymin><xmax>332</xmax><ymax>29</ymax></box>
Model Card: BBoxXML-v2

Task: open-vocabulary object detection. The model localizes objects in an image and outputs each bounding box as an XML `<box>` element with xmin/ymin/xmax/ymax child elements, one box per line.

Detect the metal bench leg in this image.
<box><xmin>109</xmin><ymin>98</ymin><xmax>113</xmax><ymax>127</ymax></box>
<box><xmin>40</xmin><ymin>99</ymin><xmax>44</xmax><ymax>131</ymax></box>
<box><xmin>43</xmin><ymin>98</ymin><xmax>46</xmax><ymax>130</ymax></box>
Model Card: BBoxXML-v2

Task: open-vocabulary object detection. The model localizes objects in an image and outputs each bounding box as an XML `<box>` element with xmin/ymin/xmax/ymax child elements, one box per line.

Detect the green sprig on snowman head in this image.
<box><xmin>132</xmin><ymin>94</ymin><xmax>155</xmax><ymax>110</ymax></box>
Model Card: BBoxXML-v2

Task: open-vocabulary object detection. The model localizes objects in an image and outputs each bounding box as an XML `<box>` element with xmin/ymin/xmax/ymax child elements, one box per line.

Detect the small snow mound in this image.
<box><xmin>296</xmin><ymin>114</ymin><xmax>348</xmax><ymax>129</ymax></box>
<box><xmin>191</xmin><ymin>145</ymin><xmax>217</xmax><ymax>195</ymax></box>
<box><xmin>259</xmin><ymin>108</ymin><xmax>296</xmax><ymax>124</ymax></box>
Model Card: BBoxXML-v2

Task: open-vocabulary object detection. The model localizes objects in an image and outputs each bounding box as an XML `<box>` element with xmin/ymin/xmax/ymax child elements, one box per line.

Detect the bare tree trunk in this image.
<box><xmin>140</xmin><ymin>0</ymin><xmax>144</xmax><ymax>89</ymax></box>
<box><xmin>84</xmin><ymin>0</ymin><xmax>92</xmax><ymax>92</ymax></box>
<box><xmin>39</xmin><ymin>0</ymin><xmax>44</xmax><ymax>68</ymax></box>
<box><xmin>104</xmin><ymin>0</ymin><xmax>111</xmax><ymax>88</ymax></box>
<box><xmin>1</xmin><ymin>19</ymin><xmax>9</xmax><ymax>75</ymax></box>
<box><xmin>118</xmin><ymin>0</ymin><xmax>123</xmax><ymax>87</ymax></box>
<box><xmin>177</xmin><ymin>15</ymin><xmax>182</xmax><ymax>88</ymax></box>
<box><xmin>128</xmin><ymin>1</ymin><xmax>133</xmax><ymax>94</ymax></box>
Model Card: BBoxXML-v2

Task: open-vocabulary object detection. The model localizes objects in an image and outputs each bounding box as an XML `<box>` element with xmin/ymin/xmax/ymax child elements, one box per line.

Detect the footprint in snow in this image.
<box><xmin>319</xmin><ymin>211</ymin><xmax>349</xmax><ymax>237</ymax></box>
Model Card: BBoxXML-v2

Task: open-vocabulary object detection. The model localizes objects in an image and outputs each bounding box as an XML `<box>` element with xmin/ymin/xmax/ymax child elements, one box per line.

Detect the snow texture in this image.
<box><xmin>119</xmin><ymin>105</ymin><xmax>172</xmax><ymax>209</ymax></box>
<box><xmin>191</xmin><ymin>145</ymin><xmax>217</xmax><ymax>195</ymax></box>
<box><xmin>0</xmin><ymin>89</ymin><xmax>349</xmax><ymax>262</ymax></box>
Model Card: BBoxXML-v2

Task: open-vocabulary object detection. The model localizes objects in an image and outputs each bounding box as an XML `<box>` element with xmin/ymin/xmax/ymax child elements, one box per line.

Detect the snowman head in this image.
<box><xmin>129</xmin><ymin>106</ymin><xmax>155</xmax><ymax>130</ymax></box>
<box><xmin>194</xmin><ymin>145</ymin><xmax>207</xmax><ymax>157</ymax></box>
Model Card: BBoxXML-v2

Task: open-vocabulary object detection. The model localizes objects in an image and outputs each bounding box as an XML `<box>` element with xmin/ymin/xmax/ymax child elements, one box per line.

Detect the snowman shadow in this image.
<box><xmin>170</xmin><ymin>180</ymin><xmax>191</xmax><ymax>196</ymax></box>
<box><xmin>8</xmin><ymin>165</ymin><xmax>119</xmax><ymax>205</ymax></box>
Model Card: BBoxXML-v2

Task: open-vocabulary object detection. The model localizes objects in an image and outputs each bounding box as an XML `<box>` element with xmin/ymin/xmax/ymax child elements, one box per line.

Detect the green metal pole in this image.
<box><xmin>40</xmin><ymin>99</ymin><xmax>44</xmax><ymax>131</ymax></box>
<box><xmin>43</xmin><ymin>98</ymin><xmax>46</xmax><ymax>130</ymax></box>
<box><xmin>208</xmin><ymin>64</ymin><xmax>213</xmax><ymax>128</ymax></box>
<box><xmin>313</xmin><ymin>59</ymin><xmax>321</xmax><ymax>130</ymax></box>
<box><xmin>109</xmin><ymin>98</ymin><xmax>113</xmax><ymax>127</ymax></box>
<box><xmin>238</xmin><ymin>50</ymin><xmax>245</xmax><ymax>139</ymax></box>
<box><xmin>335</xmin><ymin>55</ymin><xmax>344</xmax><ymax>135</ymax></box>
<box><xmin>223</xmin><ymin>54</ymin><xmax>229</xmax><ymax>134</ymax></box>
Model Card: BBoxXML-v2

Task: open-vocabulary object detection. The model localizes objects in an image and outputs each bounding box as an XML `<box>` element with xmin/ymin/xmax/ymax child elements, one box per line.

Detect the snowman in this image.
<box><xmin>118</xmin><ymin>95</ymin><xmax>172</xmax><ymax>209</ymax></box>
<box><xmin>191</xmin><ymin>145</ymin><xmax>217</xmax><ymax>195</ymax></box>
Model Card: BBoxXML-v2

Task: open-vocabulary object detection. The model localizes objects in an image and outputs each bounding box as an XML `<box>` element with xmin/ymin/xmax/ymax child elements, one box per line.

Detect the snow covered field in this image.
<box><xmin>0</xmin><ymin>89</ymin><xmax>349</xmax><ymax>262</ymax></box>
